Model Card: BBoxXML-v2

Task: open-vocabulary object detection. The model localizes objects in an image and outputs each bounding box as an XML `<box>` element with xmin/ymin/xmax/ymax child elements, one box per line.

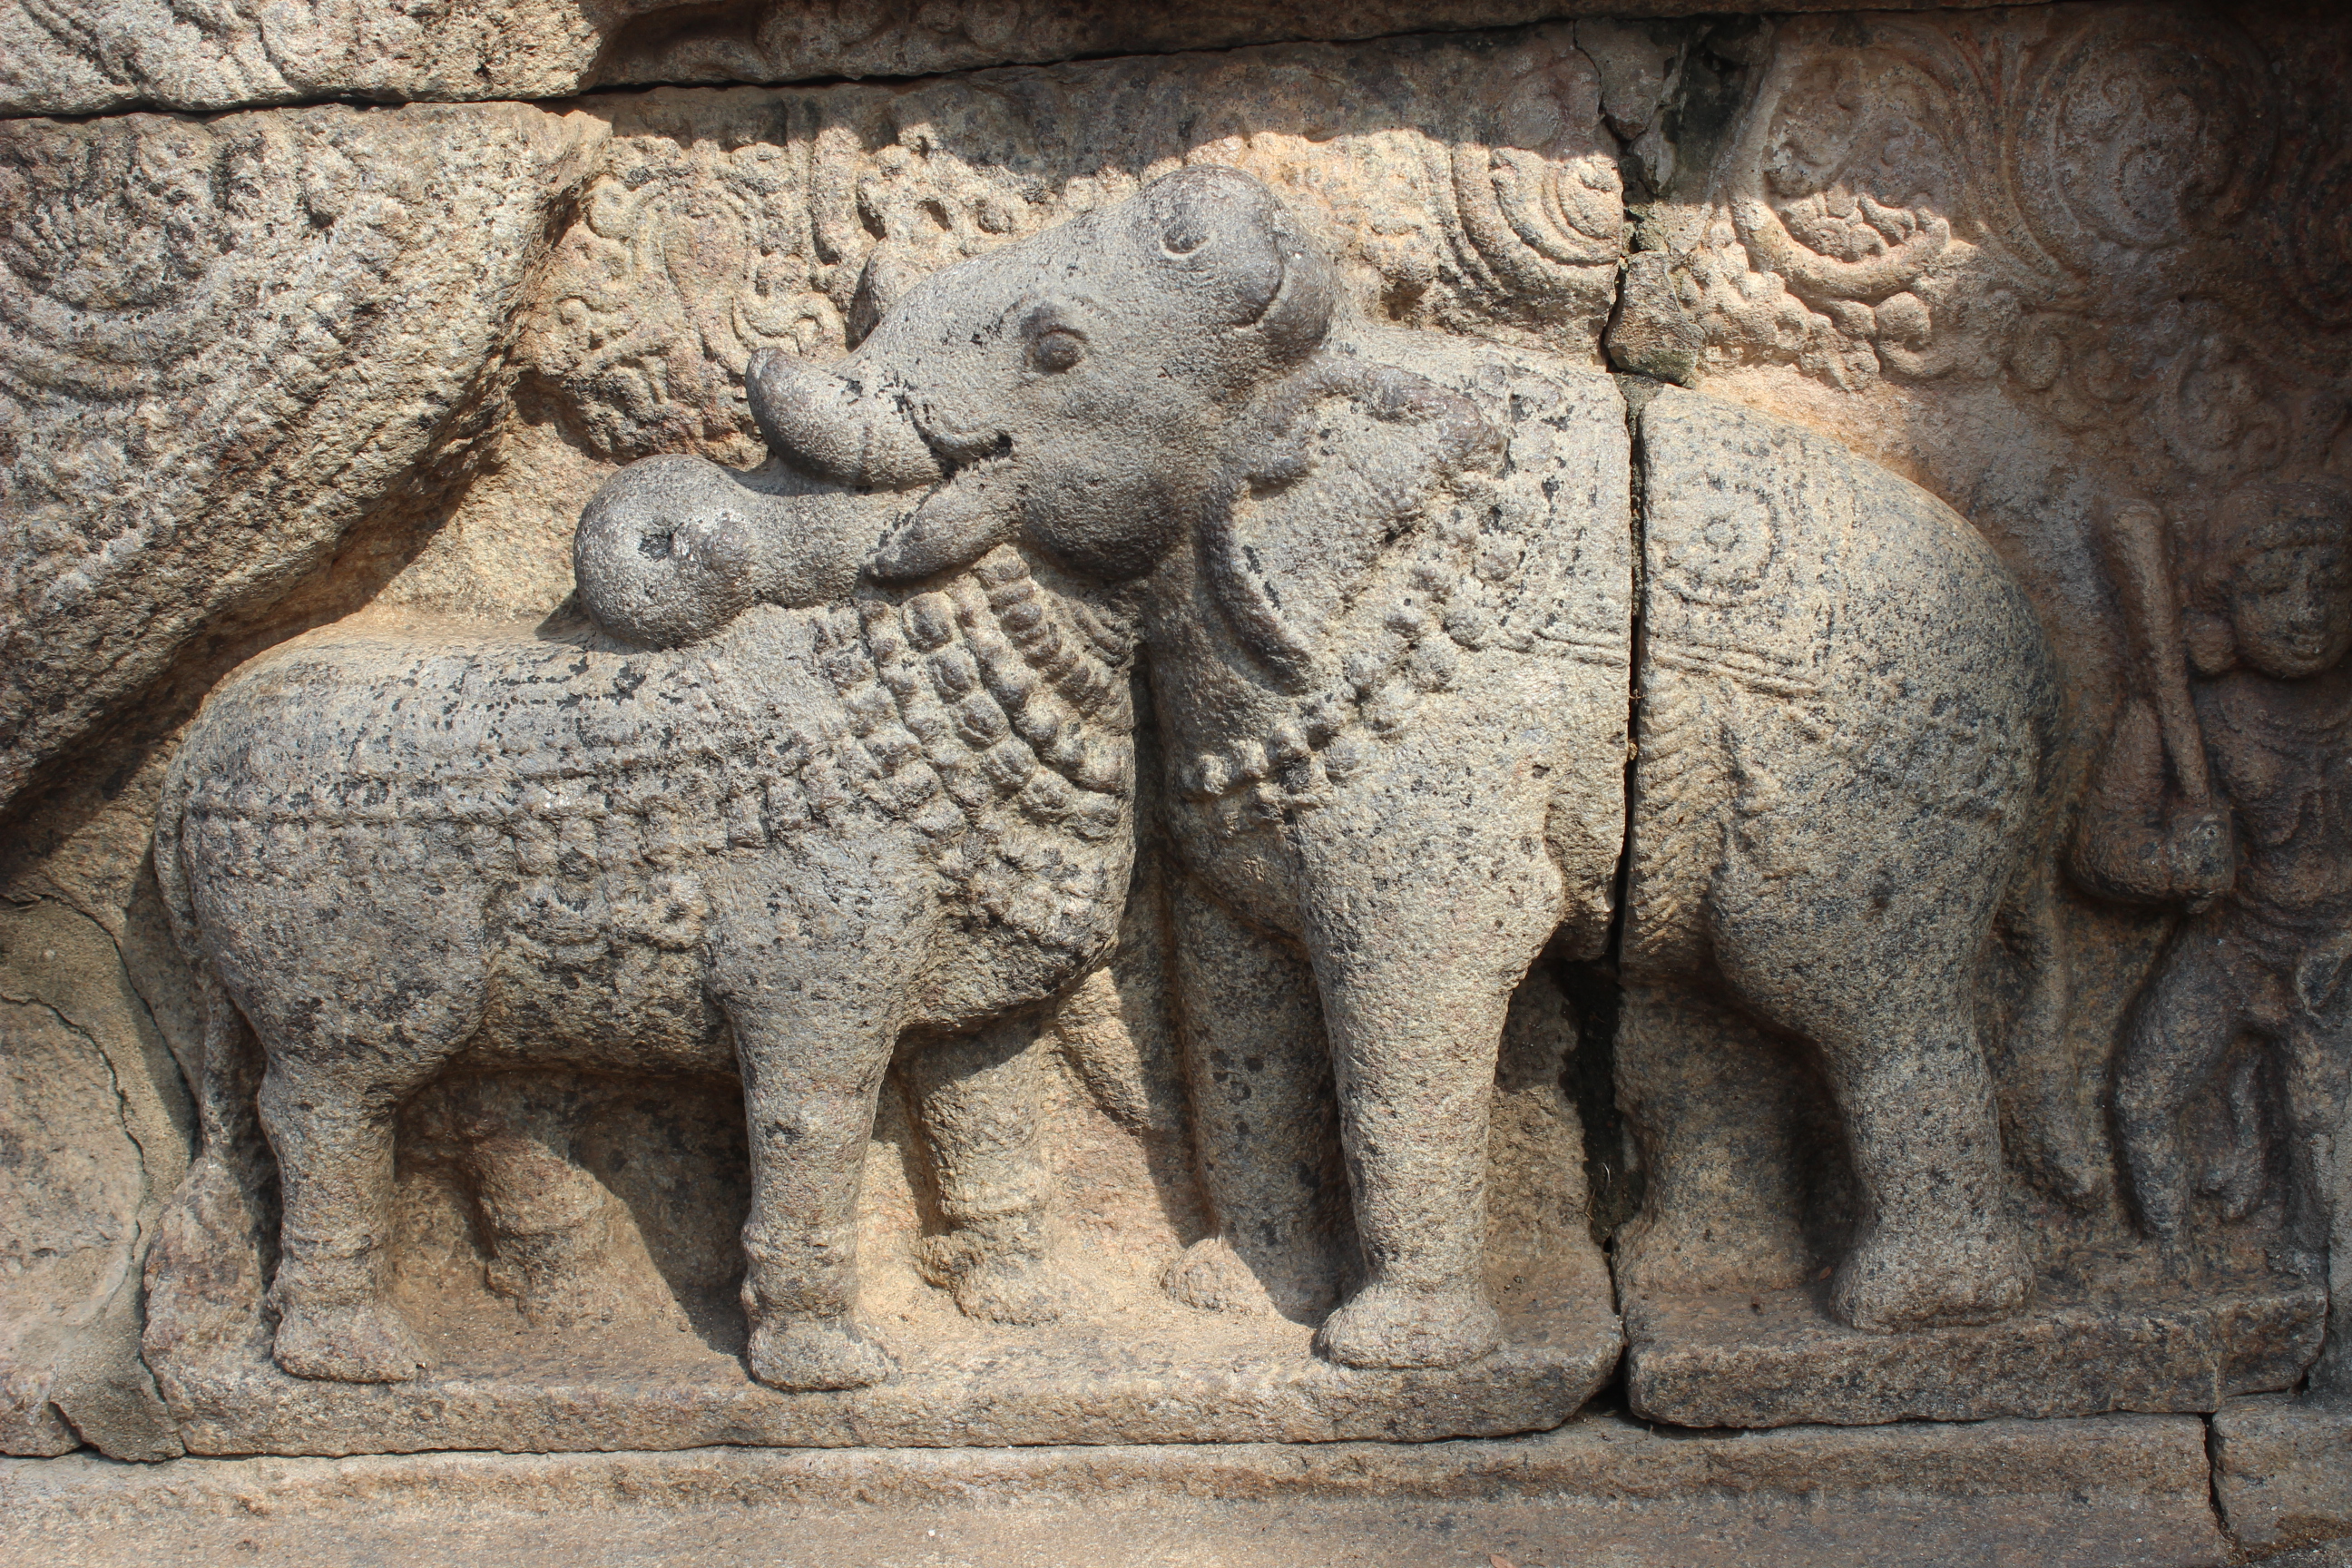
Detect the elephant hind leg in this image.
<box><xmin>1611</xmin><ymin>981</ymin><xmax>1820</xmax><ymax>1299</ymax></box>
<box><xmin>1715</xmin><ymin>933</ymin><xmax>2029</xmax><ymax>1332</ymax></box>
<box><xmin>1815</xmin><ymin>1008</ymin><xmax>2032</xmax><ymax>1333</ymax></box>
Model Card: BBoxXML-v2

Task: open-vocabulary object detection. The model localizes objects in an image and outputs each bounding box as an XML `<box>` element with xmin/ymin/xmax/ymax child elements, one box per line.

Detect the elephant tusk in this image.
<box><xmin>865</xmin><ymin>463</ymin><xmax>1021</xmax><ymax>583</ymax></box>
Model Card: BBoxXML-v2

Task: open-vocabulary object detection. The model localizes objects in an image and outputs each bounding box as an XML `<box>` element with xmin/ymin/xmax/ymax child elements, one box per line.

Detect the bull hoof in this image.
<box><xmin>272</xmin><ymin>1301</ymin><xmax>427</xmax><ymax>1383</ymax></box>
<box><xmin>1832</xmin><ymin>1227</ymin><xmax>2032</xmax><ymax>1332</ymax></box>
<box><xmin>1161</xmin><ymin>1236</ymin><xmax>1268</xmax><ymax>1315</ymax></box>
<box><xmin>1314</xmin><ymin>1280</ymin><xmax>1501</xmax><ymax>1370</ymax></box>
<box><xmin>747</xmin><ymin>1317</ymin><xmax>895</xmax><ymax>1391</ymax></box>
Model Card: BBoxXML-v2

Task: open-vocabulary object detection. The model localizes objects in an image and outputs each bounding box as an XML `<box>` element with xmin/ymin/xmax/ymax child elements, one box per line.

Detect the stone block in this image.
<box><xmin>2213</xmin><ymin>1395</ymin><xmax>2352</xmax><ymax>1556</ymax></box>
<box><xmin>1628</xmin><ymin>1275</ymin><xmax>2326</xmax><ymax>1429</ymax></box>
<box><xmin>0</xmin><ymin>0</ymin><xmax>2061</xmax><ymax>118</ymax></box>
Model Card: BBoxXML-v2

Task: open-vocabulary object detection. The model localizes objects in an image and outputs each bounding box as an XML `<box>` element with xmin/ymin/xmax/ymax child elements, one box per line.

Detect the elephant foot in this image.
<box><xmin>1612</xmin><ymin>1208</ymin><xmax>1812</xmax><ymax>1299</ymax></box>
<box><xmin>272</xmin><ymin>1300</ymin><xmax>428</xmax><ymax>1383</ymax></box>
<box><xmin>1314</xmin><ymin>1279</ymin><xmax>1501</xmax><ymax>1370</ymax></box>
<box><xmin>1832</xmin><ymin>1223</ymin><xmax>2031</xmax><ymax>1332</ymax></box>
<box><xmin>747</xmin><ymin>1316</ymin><xmax>895</xmax><ymax>1391</ymax></box>
<box><xmin>923</xmin><ymin>1242</ymin><xmax>1077</xmax><ymax>1327</ymax></box>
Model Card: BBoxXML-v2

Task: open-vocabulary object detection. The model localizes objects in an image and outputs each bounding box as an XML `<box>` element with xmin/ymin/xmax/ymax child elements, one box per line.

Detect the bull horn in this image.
<box><xmin>749</xmin><ymin>349</ymin><xmax>944</xmax><ymax>490</ymax></box>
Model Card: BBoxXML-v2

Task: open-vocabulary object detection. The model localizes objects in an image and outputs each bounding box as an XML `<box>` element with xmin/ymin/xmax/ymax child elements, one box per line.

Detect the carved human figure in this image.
<box><xmin>2079</xmin><ymin>478</ymin><xmax>2352</xmax><ymax>1400</ymax></box>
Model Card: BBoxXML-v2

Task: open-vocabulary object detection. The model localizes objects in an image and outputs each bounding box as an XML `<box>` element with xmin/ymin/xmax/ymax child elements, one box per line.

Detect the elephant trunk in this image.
<box><xmin>749</xmin><ymin>349</ymin><xmax>943</xmax><ymax>490</ymax></box>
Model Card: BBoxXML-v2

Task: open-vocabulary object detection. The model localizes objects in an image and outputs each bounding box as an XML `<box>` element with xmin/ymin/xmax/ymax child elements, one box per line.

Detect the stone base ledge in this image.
<box><xmin>4</xmin><ymin>1410</ymin><xmax>2232</xmax><ymax>1567</ymax></box>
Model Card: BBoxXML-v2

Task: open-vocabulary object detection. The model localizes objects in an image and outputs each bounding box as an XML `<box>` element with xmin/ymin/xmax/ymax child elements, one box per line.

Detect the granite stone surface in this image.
<box><xmin>0</xmin><ymin>7</ymin><xmax>2347</xmax><ymax>1563</ymax></box>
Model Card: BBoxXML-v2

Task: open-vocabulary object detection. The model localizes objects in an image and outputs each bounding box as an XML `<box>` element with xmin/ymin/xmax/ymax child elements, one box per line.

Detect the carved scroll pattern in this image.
<box><xmin>1644</xmin><ymin>5</ymin><xmax>2348</xmax><ymax>498</ymax></box>
<box><xmin>521</xmin><ymin>29</ymin><xmax>1628</xmax><ymax>466</ymax></box>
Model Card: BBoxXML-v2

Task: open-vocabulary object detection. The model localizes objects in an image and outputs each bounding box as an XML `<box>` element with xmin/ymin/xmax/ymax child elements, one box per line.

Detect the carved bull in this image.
<box><xmin>722</xmin><ymin>166</ymin><xmax>2082</xmax><ymax>1367</ymax></box>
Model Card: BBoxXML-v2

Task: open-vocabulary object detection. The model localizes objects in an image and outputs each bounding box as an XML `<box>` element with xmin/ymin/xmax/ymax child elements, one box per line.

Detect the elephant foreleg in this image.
<box><xmin>900</xmin><ymin>1014</ymin><xmax>1073</xmax><ymax>1326</ymax></box>
<box><xmin>1294</xmin><ymin>840</ymin><xmax>1559</xmax><ymax>1367</ymax></box>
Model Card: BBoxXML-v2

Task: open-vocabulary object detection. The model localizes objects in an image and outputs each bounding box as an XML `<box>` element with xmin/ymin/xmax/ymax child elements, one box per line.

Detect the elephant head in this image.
<box><xmin>574</xmin><ymin>168</ymin><xmax>1365</xmax><ymax>645</ymax></box>
<box><xmin>758</xmin><ymin>164</ymin><xmax>1342</xmax><ymax>586</ymax></box>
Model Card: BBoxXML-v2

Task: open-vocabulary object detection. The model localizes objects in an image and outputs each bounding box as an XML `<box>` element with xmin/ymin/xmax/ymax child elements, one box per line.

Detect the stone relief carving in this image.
<box><xmin>0</xmin><ymin>103</ymin><xmax>582</xmax><ymax>817</ymax></box>
<box><xmin>2078</xmin><ymin>482</ymin><xmax>2352</xmax><ymax>1404</ymax></box>
<box><xmin>521</xmin><ymin>31</ymin><xmax>1628</xmax><ymax>473</ymax></box>
<box><xmin>132</xmin><ymin>156</ymin><xmax>2257</xmax><ymax>1455</ymax></box>
<box><xmin>0</xmin><ymin>0</ymin><xmax>2014</xmax><ymax>119</ymax></box>
<box><xmin>0</xmin><ymin>5</ymin><xmax>2345</xmax><ymax>1512</ymax></box>
<box><xmin>1585</xmin><ymin>0</ymin><xmax>2348</xmax><ymax>1432</ymax></box>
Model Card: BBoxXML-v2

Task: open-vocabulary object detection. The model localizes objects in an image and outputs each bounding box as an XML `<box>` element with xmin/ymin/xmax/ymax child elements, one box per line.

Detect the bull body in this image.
<box><xmin>158</xmin><ymin>550</ymin><xmax>1135</xmax><ymax>1389</ymax></box>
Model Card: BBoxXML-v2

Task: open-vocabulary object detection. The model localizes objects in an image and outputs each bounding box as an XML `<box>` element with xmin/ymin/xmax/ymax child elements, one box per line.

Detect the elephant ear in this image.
<box><xmin>1199</xmin><ymin>360</ymin><xmax>1503</xmax><ymax>691</ymax></box>
<box><xmin>865</xmin><ymin>464</ymin><xmax>1020</xmax><ymax>583</ymax></box>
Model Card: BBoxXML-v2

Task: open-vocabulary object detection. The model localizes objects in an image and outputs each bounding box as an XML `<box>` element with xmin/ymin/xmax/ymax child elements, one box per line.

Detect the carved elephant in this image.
<box><xmin>719</xmin><ymin>166</ymin><xmax>2081</xmax><ymax>1367</ymax></box>
<box><xmin>151</xmin><ymin>165</ymin><xmax>1342</xmax><ymax>1393</ymax></box>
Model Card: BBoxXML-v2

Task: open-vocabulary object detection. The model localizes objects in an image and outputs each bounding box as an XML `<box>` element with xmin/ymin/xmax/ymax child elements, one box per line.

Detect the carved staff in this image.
<box><xmin>2102</xmin><ymin>499</ymin><xmax>2215</xmax><ymax>809</ymax></box>
<box><xmin>2074</xmin><ymin>498</ymin><xmax>2234</xmax><ymax>906</ymax></box>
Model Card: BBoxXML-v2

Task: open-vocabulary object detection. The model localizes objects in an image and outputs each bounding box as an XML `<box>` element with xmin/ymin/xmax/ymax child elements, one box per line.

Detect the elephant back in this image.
<box><xmin>1626</xmin><ymin>387</ymin><xmax>2059</xmax><ymax>971</ymax></box>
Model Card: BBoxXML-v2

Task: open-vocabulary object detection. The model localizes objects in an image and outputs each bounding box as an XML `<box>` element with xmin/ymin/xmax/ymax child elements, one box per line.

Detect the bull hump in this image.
<box><xmin>819</xmin><ymin>547</ymin><xmax>1138</xmax><ymax>954</ymax></box>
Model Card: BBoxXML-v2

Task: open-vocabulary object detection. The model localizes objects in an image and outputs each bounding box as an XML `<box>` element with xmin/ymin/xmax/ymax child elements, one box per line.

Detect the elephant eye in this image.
<box><xmin>1031</xmin><ymin>328</ymin><xmax>1086</xmax><ymax>374</ymax></box>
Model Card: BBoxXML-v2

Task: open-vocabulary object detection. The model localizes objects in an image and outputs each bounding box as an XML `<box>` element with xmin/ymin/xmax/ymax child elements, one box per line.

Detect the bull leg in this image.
<box><xmin>900</xmin><ymin>1014</ymin><xmax>1074</xmax><ymax>1326</ymax></box>
<box><xmin>259</xmin><ymin>1056</ymin><xmax>438</xmax><ymax>1381</ymax></box>
<box><xmin>445</xmin><ymin>1076</ymin><xmax>626</xmax><ymax>1323</ymax></box>
<box><xmin>730</xmin><ymin>998</ymin><xmax>899</xmax><ymax>1392</ymax></box>
<box><xmin>1163</xmin><ymin>874</ymin><xmax>1346</xmax><ymax>1319</ymax></box>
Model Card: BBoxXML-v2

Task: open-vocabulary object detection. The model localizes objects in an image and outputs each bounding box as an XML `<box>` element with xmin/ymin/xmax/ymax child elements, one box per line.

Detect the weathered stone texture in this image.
<box><xmin>1598</xmin><ymin>0</ymin><xmax>2352</xmax><ymax>1426</ymax></box>
<box><xmin>0</xmin><ymin>0</ymin><xmax>2060</xmax><ymax>119</ymax></box>
<box><xmin>0</xmin><ymin>103</ymin><xmax>591</xmax><ymax>816</ymax></box>
<box><xmin>0</xmin><ymin>18</ymin><xmax>2346</xmax><ymax>1568</ymax></box>
<box><xmin>2214</xmin><ymin>1396</ymin><xmax>2352</xmax><ymax>1556</ymax></box>
<box><xmin>0</xmin><ymin>1411</ymin><xmax>2231</xmax><ymax>1568</ymax></box>
<box><xmin>1</xmin><ymin>28</ymin><xmax>1629</xmax><ymax>827</ymax></box>
<box><xmin>0</xmin><ymin>901</ymin><xmax>189</xmax><ymax>1459</ymax></box>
